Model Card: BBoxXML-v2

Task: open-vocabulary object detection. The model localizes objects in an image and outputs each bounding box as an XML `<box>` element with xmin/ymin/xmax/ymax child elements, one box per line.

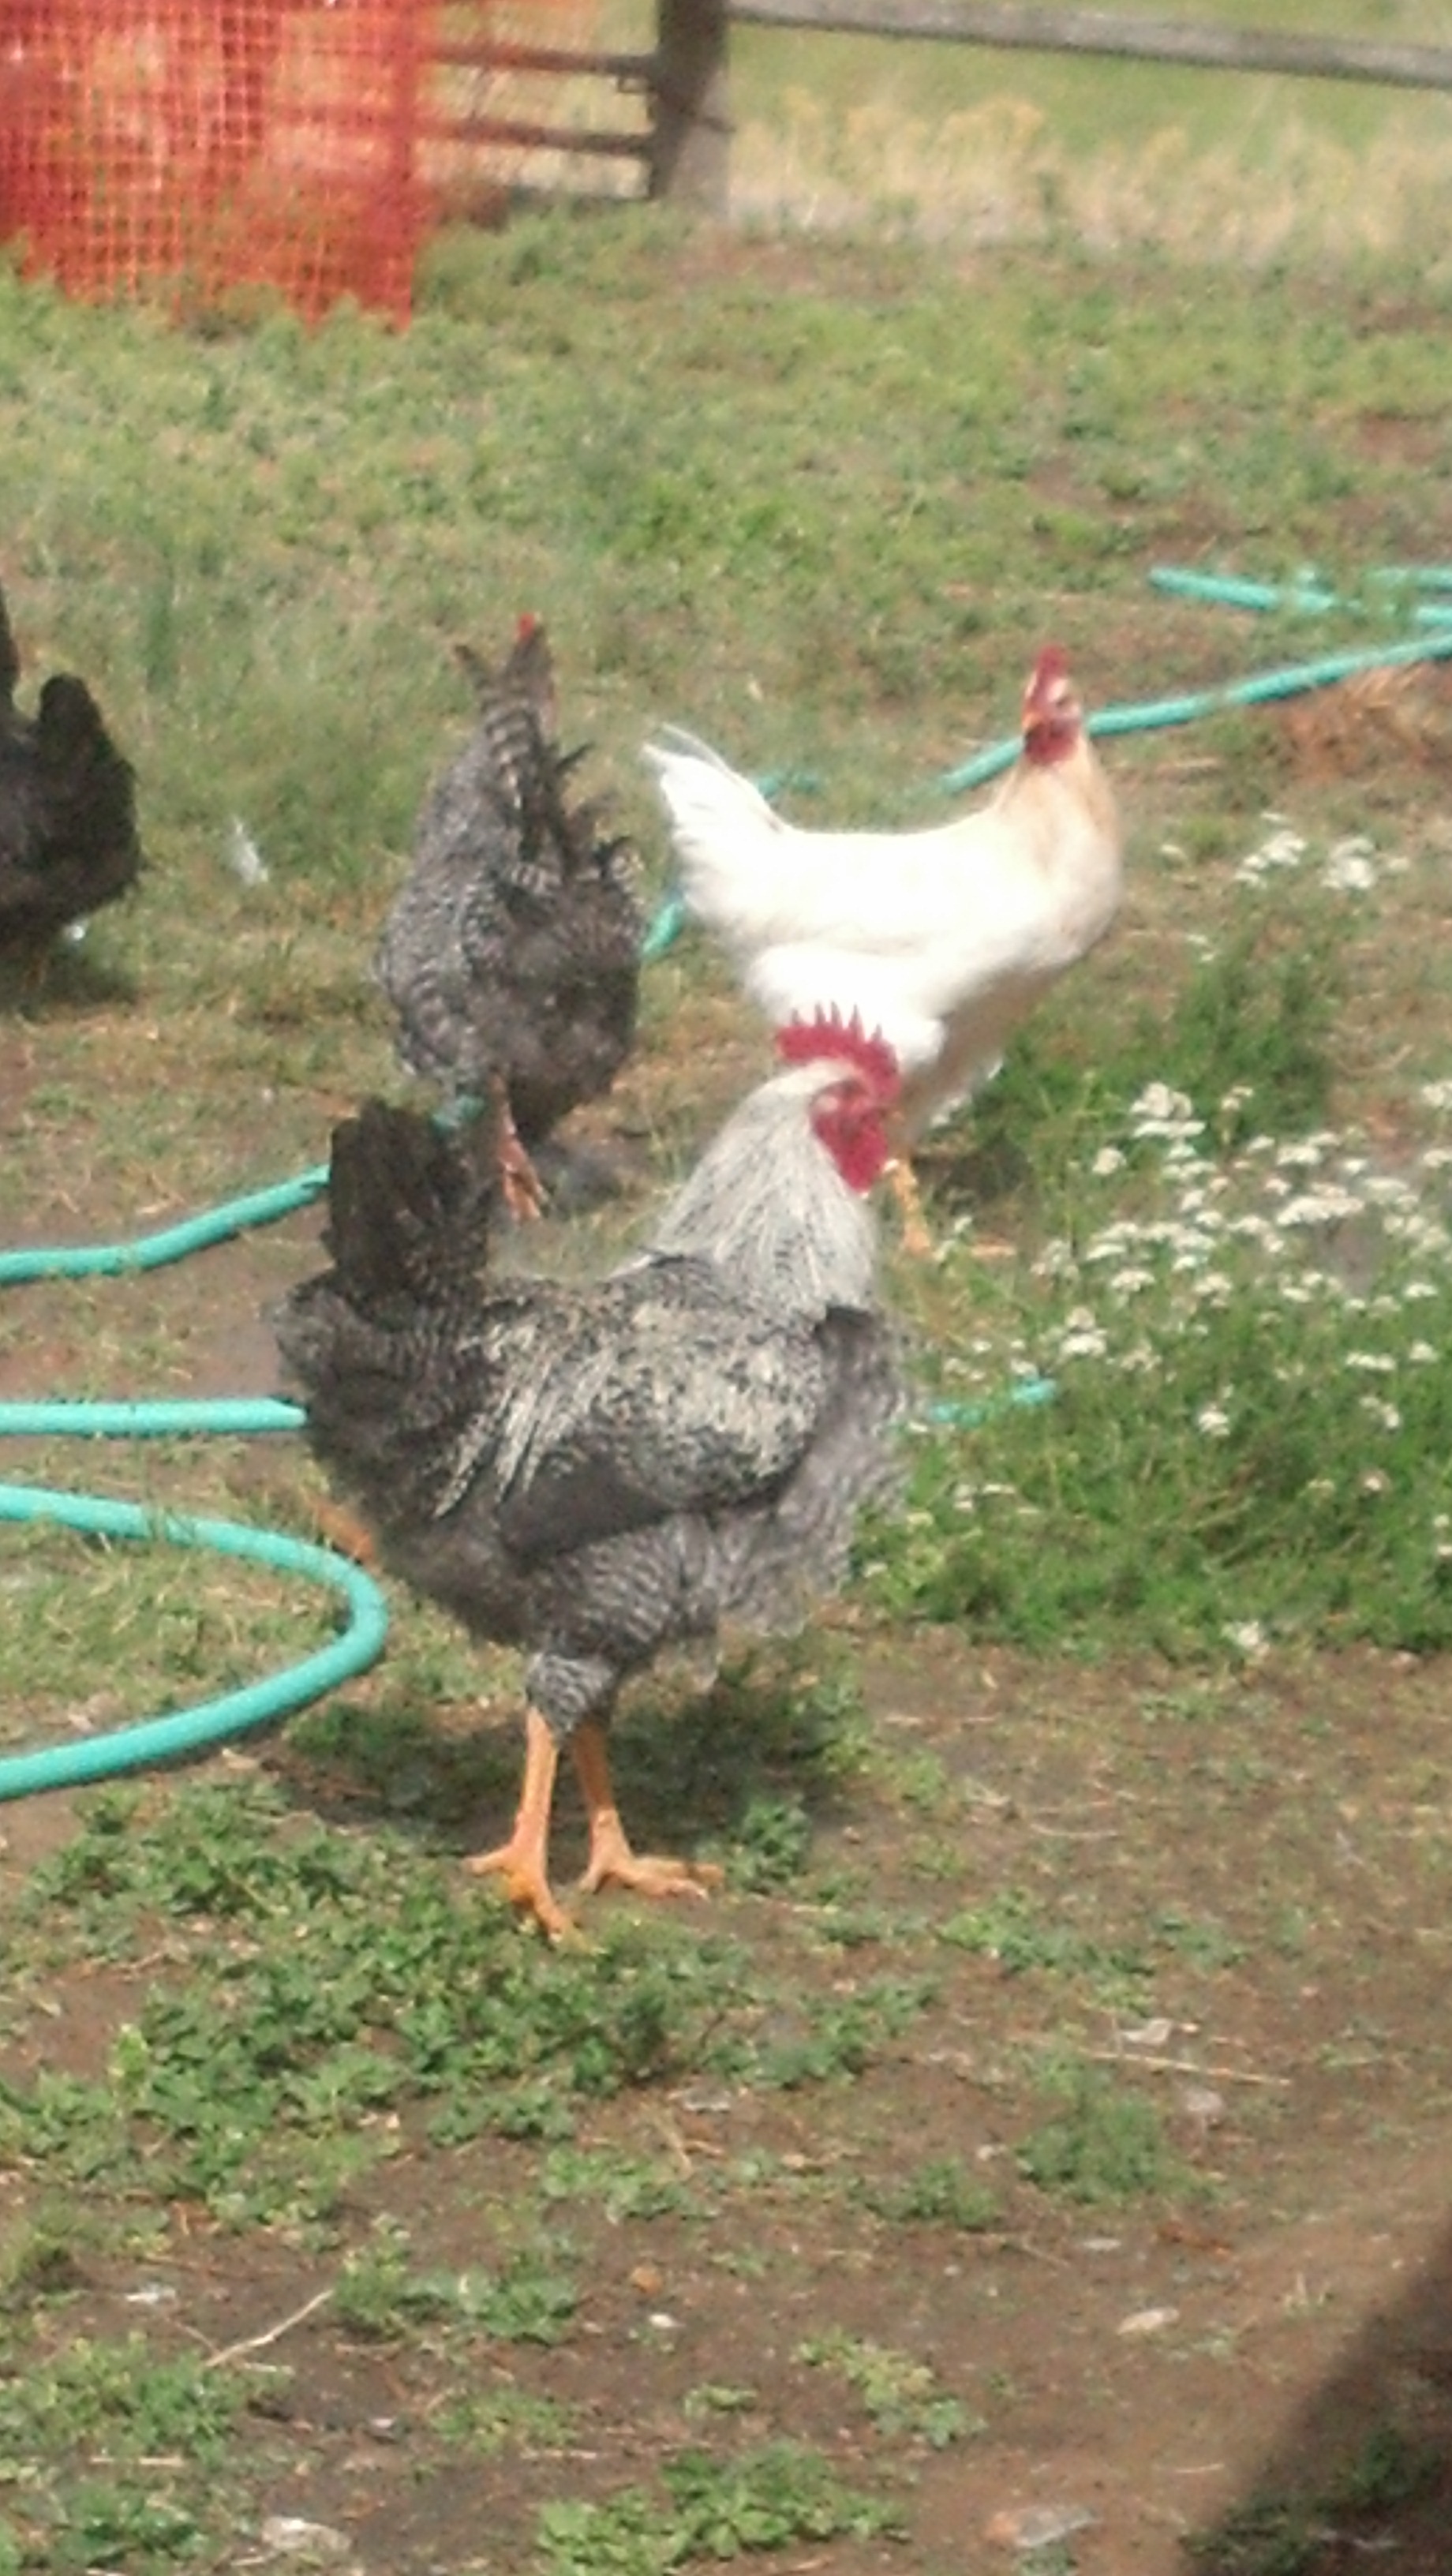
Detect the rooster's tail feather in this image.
<box><xmin>320</xmin><ymin>1099</ymin><xmax>499</xmax><ymax>1318</ymax></box>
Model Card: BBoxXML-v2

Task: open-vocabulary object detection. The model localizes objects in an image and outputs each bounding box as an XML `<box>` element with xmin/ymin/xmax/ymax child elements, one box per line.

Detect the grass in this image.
<box><xmin>4</xmin><ymin>73</ymin><xmax>1452</xmax><ymax>2574</ymax></box>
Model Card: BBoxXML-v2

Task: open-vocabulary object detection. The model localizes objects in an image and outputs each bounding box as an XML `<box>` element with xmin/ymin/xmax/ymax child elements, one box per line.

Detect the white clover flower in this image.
<box><xmin>1060</xmin><ymin>1326</ymin><xmax>1110</xmax><ymax>1361</ymax></box>
<box><xmin>1224</xmin><ymin>1619</ymin><xmax>1269</xmax><ymax>1658</ymax></box>
<box><xmin>1110</xmin><ymin>1266</ymin><xmax>1155</xmax><ymax>1297</ymax></box>
<box><xmin>1361</xmin><ymin>1469</ymin><xmax>1390</xmax><ymax>1495</ymax></box>
<box><xmin>1277</xmin><ymin>1189</ymin><xmax>1365</xmax><ymax>1227</ymax></box>
<box><xmin>1408</xmin><ymin>1342</ymin><xmax>1437</xmax><ymax>1365</ymax></box>
<box><xmin>1129</xmin><ymin>1083</ymin><xmax>1203</xmax><ymax>1142</ymax></box>
<box><xmin>1032</xmin><ymin>1239</ymin><xmax>1076</xmax><ymax>1279</ymax></box>
<box><xmin>1117</xmin><ymin>1342</ymin><xmax>1159</xmax><ymax>1372</ymax></box>
<box><xmin>1420</xmin><ymin>1148</ymin><xmax>1452</xmax><ymax>1171</ymax></box>
<box><xmin>1091</xmin><ymin>1145</ymin><xmax>1125</xmax><ymax>1178</ymax></box>
<box><xmin>1132</xmin><ymin>1080</ymin><xmax>1185</xmax><ymax>1123</ymax></box>
<box><xmin>1403</xmin><ymin>1281</ymin><xmax>1440</xmax><ymax>1301</ymax></box>
<box><xmin>1274</xmin><ymin>1140</ymin><xmax>1327</xmax><ymax>1171</ymax></box>
<box><xmin>1359</xmin><ymin>1398</ymin><xmax>1402</xmax><ymax>1432</ymax></box>
<box><xmin>1418</xmin><ymin>1079</ymin><xmax>1452</xmax><ymax>1113</ymax></box>
<box><xmin>1196</xmin><ymin>1404</ymin><xmax>1232</xmax><ymax>1437</ymax></box>
<box><xmin>1345</xmin><ymin>1351</ymin><xmax>1396</xmax><ymax>1373</ymax></box>
<box><xmin>1322</xmin><ymin>837</ymin><xmax>1378</xmax><ymax>894</ymax></box>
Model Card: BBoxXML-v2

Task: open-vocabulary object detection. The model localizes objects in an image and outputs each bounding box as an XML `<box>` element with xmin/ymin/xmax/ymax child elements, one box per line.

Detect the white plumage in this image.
<box><xmin>646</xmin><ymin>647</ymin><xmax>1122</xmax><ymax>1151</ymax></box>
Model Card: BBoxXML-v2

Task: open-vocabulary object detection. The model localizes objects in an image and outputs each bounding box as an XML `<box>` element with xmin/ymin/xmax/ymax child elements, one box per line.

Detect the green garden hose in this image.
<box><xmin>0</xmin><ymin>1484</ymin><xmax>388</xmax><ymax>1799</ymax></box>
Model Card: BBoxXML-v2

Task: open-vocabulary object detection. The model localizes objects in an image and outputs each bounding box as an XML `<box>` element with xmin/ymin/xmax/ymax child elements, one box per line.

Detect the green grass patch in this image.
<box><xmin>533</xmin><ymin>2443</ymin><xmax>905</xmax><ymax>2574</ymax></box>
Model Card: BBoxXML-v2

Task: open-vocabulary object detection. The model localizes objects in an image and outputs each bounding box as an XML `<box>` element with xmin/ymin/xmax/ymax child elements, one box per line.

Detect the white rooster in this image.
<box><xmin>646</xmin><ymin>648</ymin><xmax>1122</xmax><ymax>1239</ymax></box>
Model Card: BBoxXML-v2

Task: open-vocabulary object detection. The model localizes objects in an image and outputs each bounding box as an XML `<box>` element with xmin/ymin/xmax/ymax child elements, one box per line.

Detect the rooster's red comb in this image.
<box><xmin>1023</xmin><ymin>644</ymin><xmax>1072</xmax><ymax>704</ymax></box>
<box><xmin>776</xmin><ymin>1007</ymin><xmax>900</xmax><ymax>1102</ymax></box>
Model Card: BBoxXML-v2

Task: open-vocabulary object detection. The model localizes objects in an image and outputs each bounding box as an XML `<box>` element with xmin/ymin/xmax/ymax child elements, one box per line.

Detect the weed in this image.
<box><xmin>939</xmin><ymin>1889</ymin><xmax>1150</xmax><ymax>2004</ymax></box>
<box><xmin>1187</xmin><ymin>2422</ymin><xmax>1443</xmax><ymax>2574</ymax></box>
<box><xmin>533</xmin><ymin>2443</ymin><xmax>904</xmax><ymax>2573</ymax></box>
<box><xmin>435</xmin><ymin>2384</ymin><xmax>578</xmax><ymax>2457</ymax></box>
<box><xmin>1184</xmin><ymin>2495</ymin><xmax>1324</xmax><ymax>2576</ymax></box>
<box><xmin>722</xmin><ymin>1795</ymin><xmax>813</xmax><ymax>1892</ymax></box>
<box><xmin>1327</xmin><ymin>2421</ymin><xmax>1443</xmax><ymax>2514</ymax></box>
<box><xmin>1015</xmin><ymin>2065</ymin><xmax>1192</xmax><ymax>2207</ymax></box>
<box><xmin>795</xmin><ymin>2329</ymin><xmax>975</xmax><ymax>2447</ymax></box>
<box><xmin>329</xmin><ymin>2218</ymin><xmax>582</xmax><ymax>2346</ymax></box>
<box><xmin>861</xmin><ymin>2155</ymin><xmax>1001</xmax><ymax>2233</ymax></box>
<box><xmin>682</xmin><ymin>2385</ymin><xmax>760</xmax><ymax>2421</ymax></box>
<box><xmin>540</xmin><ymin>2143</ymin><xmax>703</xmax><ymax>2224</ymax></box>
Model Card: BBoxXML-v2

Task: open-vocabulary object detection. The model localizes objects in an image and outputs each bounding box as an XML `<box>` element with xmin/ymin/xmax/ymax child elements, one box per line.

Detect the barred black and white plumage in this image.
<box><xmin>275</xmin><ymin>1019</ymin><xmax>905</xmax><ymax>1936</ymax></box>
<box><xmin>374</xmin><ymin>616</ymin><xmax>642</xmax><ymax>1151</ymax></box>
<box><xmin>0</xmin><ymin>579</ymin><xmax>144</xmax><ymax>965</ymax></box>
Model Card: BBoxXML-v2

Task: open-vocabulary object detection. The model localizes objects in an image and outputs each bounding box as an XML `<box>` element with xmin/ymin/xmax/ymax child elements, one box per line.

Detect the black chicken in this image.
<box><xmin>0</xmin><ymin>579</ymin><xmax>144</xmax><ymax>971</ymax></box>
<box><xmin>374</xmin><ymin>615</ymin><xmax>642</xmax><ymax>1206</ymax></box>
<box><xmin>276</xmin><ymin>1010</ymin><xmax>905</xmax><ymax>1937</ymax></box>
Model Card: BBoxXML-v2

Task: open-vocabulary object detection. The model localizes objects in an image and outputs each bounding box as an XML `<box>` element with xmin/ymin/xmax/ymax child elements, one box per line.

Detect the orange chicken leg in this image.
<box><xmin>465</xmin><ymin>1705</ymin><xmax>572</xmax><ymax>1938</ymax></box>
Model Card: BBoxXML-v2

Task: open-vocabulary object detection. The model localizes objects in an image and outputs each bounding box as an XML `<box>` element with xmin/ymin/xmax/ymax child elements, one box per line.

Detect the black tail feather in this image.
<box><xmin>323</xmin><ymin>1099</ymin><xmax>501</xmax><ymax>1316</ymax></box>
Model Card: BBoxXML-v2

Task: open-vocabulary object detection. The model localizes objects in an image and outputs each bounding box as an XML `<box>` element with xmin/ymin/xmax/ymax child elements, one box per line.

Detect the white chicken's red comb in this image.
<box><xmin>776</xmin><ymin>1007</ymin><xmax>900</xmax><ymax>1102</ymax></box>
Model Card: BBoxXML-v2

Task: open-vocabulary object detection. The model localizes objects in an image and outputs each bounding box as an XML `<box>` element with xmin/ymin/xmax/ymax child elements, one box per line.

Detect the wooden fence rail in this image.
<box><xmin>725</xmin><ymin>0</ymin><xmax>1452</xmax><ymax>94</ymax></box>
<box><xmin>440</xmin><ymin>0</ymin><xmax>1452</xmax><ymax>212</ymax></box>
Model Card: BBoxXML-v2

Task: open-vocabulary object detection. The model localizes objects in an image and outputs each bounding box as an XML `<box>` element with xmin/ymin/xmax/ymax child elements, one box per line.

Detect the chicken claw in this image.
<box><xmin>578</xmin><ymin>1818</ymin><xmax>724</xmax><ymax>1906</ymax></box>
<box><xmin>571</xmin><ymin>1719</ymin><xmax>724</xmax><ymax>1908</ymax></box>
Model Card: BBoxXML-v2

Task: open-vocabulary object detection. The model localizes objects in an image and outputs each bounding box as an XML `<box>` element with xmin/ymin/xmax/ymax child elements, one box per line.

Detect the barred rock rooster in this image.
<box><xmin>375</xmin><ymin>615</ymin><xmax>642</xmax><ymax>1211</ymax></box>
<box><xmin>275</xmin><ymin>1011</ymin><xmax>904</xmax><ymax>1938</ymax></box>
<box><xmin>646</xmin><ymin>649</ymin><xmax>1121</xmax><ymax>1241</ymax></box>
<box><xmin>0</xmin><ymin>579</ymin><xmax>143</xmax><ymax>971</ymax></box>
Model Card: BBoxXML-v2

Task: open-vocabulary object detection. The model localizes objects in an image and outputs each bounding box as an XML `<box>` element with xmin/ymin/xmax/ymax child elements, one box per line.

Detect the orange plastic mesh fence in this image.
<box><xmin>0</xmin><ymin>0</ymin><xmax>602</xmax><ymax>326</ymax></box>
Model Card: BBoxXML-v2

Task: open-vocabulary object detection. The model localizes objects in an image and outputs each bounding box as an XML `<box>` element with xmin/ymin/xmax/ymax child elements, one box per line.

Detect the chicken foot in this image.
<box><xmin>465</xmin><ymin>1705</ymin><xmax>574</xmax><ymax>1939</ymax></box>
<box><xmin>466</xmin><ymin>1708</ymin><xmax>724</xmax><ymax>1939</ymax></box>
<box><xmin>571</xmin><ymin>1719</ymin><xmax>724</xmax><ymax>1906</ymax></box>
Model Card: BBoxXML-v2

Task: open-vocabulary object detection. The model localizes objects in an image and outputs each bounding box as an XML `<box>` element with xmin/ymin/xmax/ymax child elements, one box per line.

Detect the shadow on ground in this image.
<box><xmin>1189</xmin><ymin>2207</ymin><xmax>1452</xmax><ymax>2573</ymax></box>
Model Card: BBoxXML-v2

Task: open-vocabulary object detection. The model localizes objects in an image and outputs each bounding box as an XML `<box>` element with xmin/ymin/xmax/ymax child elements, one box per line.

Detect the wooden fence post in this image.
<box><xmin>649</xmin><ymin>0</ymin><xmax>730</xmax><ymax>211</ymax></box>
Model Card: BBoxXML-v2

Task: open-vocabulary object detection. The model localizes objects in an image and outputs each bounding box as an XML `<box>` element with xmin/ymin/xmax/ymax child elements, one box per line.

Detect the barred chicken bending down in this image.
<box><xmin>374</xmin><ymin>613</ymin><xmax>642</xmax><ymax>1216</ymax></box>
<box><xmin>275</xmin><ymin>1012</ymin><xmax>904</xmax><ymax>1937</ymax></box>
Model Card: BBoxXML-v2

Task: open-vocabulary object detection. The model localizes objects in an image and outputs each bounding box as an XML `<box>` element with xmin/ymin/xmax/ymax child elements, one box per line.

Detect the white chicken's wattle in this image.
<box><xmin>646</xmin><ymin>649</ymin><xmax>1122</xmax><ymax>1184</ymax></box>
